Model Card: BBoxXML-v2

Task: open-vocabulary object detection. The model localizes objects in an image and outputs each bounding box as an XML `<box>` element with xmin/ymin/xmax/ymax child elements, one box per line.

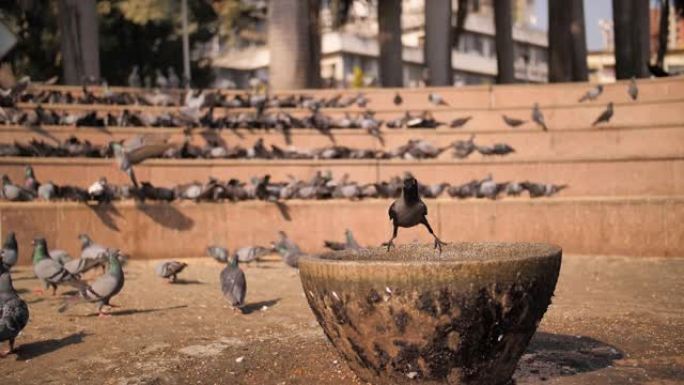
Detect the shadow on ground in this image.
<box><xmin>81</xmin><ymin>304</ymin><xmax>189</xmax><ymax>318</ymax></box>
<box><xmin>17</xmin><ymin>331</ymin><xmax>89</xmax><ymax>361</ymax></box>
<box><xmin>514</xmin><ymin>332</ymin><xmax>623</xmax><ymax>382</ymax></box>
<box><xmin>242</xmin><ymin>298</ymin><xmax>281</xmax><ymax>315</ymax></box>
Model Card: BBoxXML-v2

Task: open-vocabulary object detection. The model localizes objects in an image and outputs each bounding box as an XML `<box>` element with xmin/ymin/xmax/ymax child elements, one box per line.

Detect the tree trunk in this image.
<box><xmin>424</xmin><ymin>0</ymin><xmax>452</xmax><ymax>86</ymax></box>
<box><xmin>613</xmin><ymin>0</ymin><xmax>650</xmax><ymax>79</ymax></box>
<box><xmin>548</xmin><ymin>0</ymin><xmax>587</xmax><ymax>82</ymax></box>
<box><xmin>268</xmin><ymin>0</ymin><xmax>321</xmax><ymax>90</ymax></box>
<box><xmin>57</xmin><ymin>0</ymin><xmax>100</xmax><ymax>84</ymax></box>
<box><xmin>494</xmin><ymin>0</ymin><xmax>515</xmax><ymax>83</ymax></box>
<box><xmin>656</xmin><ymin>0</ymin><xmax>670</xmax><ymax>68</ymax></box>
<box><xmin>378</xmin><ymin>0</ymin><xmax>403</xmax><ymax>87</ymax></box>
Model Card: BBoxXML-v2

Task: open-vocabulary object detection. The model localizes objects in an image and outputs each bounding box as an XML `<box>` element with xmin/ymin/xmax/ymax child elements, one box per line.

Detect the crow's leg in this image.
<box><xmin>421</xmin><ymin>218</ymin><xmax>447</xmax><ymax>253</ymax></box>
<box><xmin>385</xmin><ymin>224</ymin><xmax>398</xmax><ymax>252</ymax></box>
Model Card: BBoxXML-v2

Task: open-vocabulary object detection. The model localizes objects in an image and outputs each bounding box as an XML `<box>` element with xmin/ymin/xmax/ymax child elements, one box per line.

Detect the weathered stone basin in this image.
<box><xmin>299</xmin><ymin>242</ymin><xmax>562</xmax><ymax>385</ymax></box>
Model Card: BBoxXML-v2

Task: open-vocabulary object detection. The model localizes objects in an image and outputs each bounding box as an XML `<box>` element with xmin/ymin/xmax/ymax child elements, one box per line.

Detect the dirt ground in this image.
<box><xmin>2</xmin><ymin>254</ymin><xmax>683</xmax><ymax>385</ymax></box>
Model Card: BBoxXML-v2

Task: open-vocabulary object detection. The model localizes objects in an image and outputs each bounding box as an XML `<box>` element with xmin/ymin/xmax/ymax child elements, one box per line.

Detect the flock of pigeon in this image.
<box><xmin>0</xmin><ymin>135</ymin><xmax>514</xmax><ymax>161</ymax></box>
<box><xmin>1</xmin><ymin>166</ymin><xmax>566</xmax><ymax>203</ymax></box>
<box><xmin>0</xmin><ymin>226</ymin><xmax>310</xmax><ymax>355</ymax></box>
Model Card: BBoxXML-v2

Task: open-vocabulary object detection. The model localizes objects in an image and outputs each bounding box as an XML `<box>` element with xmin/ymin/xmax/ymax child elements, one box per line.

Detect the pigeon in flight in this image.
<box><xmin>385</xmin><ymin>176</ymin><xmax>447</xmax><ymax>253</ymax></box>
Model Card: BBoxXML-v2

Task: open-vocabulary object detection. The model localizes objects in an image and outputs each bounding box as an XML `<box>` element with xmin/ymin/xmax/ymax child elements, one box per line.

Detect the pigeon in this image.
<box><xmin>112</xmin><ymin>134</ymin><xmax>173</xmax><ymax>187</ymax></box>
<box><xmin>128</xmin><ymin>66</ymin><xmax>141</xmax><ymax>88</ymax></box>
<box><xmin>23</xmin><ymin>165</ymin><xmax>39</xmax><ymax>193</ymax></box>
<box><xmin>272</xmin><ymin>231</ymin><xmax>302</xmax><ymax>268</ymax></box>
<box><xmin>0</xmin><ymin>232</ymin><xmax>18</xmax><ymax>270</ymax></box>
<box><xmin>477</xmin><ymin>175</ymin><xmax>507</xmax><ymax>200</ymax></box>
<box><xmin>1</xmin><ymin>175</ymin><xmax>34</xmax><ymax>201</ymax></box>
<box><xmin>393</xmin><ymin>92</ymin><xmax>402</xmax><ymax>106</ymax></box>
<box><xmin>78</xmin><ymin>234</ymin><xmax>108</xmax><ymax>272</ymax></box>
<box><xmin>32</xmin><ymin>238</ymin><xmax>81</xmax><ymax>295</ymax></box>
<box><xmin>155</xmin><ymin>261</ymin><xmax>188</xmax><ymax>283</ymax></box>
<box><xmin>69</xmin><ymin>249</ymin><xmax>125</xmax><ymax>317</ymax></box>
<box><xmin>220</xmin><ymin>255</ymin><xmax>246</xmax><ymax>312</ymax></box>
<box><xmin>628</xmin><ymin>77</ymin><xmax>638</xmax><ymax>101</ymax></box>
<box><xmin>207</xmin><ymin>246</ymin><xmax>229</xmax><ymax>263</ymax></box>
<box><xmin>167</xmin><ymin>67</ymin><xmax>180</xmax><ymax>88</ymax></box>
<box><xmin>476</xmin><ymin>143</ymin><xmax>515</xmax><ymax>156</ymax></box>
<box><xmin>428</xmin><ymin>92</ymin><xmax>448</xmax><ymax>106</ymax></box>
<box><xmin>386</xmin><ymin>176</ymin><xmax>447</xmax><ymax>253</ymax></box>
<box><xmin>88</xmin><ymin>177</ymin><xmax>114</xmax><ymax>203</ymax></box>
<box><xmin>505</xmin><ymin>182</ymin><xmax>524</xmax><ymax>196</ymax></box>
<box><xmin>155</xmin><ymin>69</ymin><xmax>169</xmax><ymax>88</ymax></box>
<box><xmin>323</xmin><ymin>229</ymin><xmax>361</xmax><ymax>251</ymax></box>
<box><xmin>502</xmin><ymin>115</ymin><xmax>526</xmax><ymax>128</ymax></box>
<box><xmin>37</xmin><ymin>181</ymin><xmax>56</xmax><ymax>200</ymax></box>
<box><xmin>578</xmin><ymin>84</ymin><xmax>603</xmax><ymax>102</ymax></box>
<box><xmin>0</xmin><ymin>262</ymin><xmax>29</xmax><ymax>357</ymax></box>
<box><xmin>234</xmin><ymin>246</ymin><xmax>270</xmax><ymax>266</ymax></box>
<box><xmin>592</xmin><ymin>102</ymin><xmax>614</xmax><ymax>126</ymax></box>
<box><xmin>451</xmin><ymin>135</ymin><xmax>476</xmax><ymax>159</ymax></box>
<box><xmin>521</xmin><ymin>182</ymin><xmax>568</xmax><ymax>198</ymax></box>
<box><xmin>449</xmin><ymin>116</ymin><xmax>472</xmax><ymax>128</ymax></box>
<box><xmin>531</xmin><ymin>103</ymin><xmax>548</xmax><ymax>131</ymax></box>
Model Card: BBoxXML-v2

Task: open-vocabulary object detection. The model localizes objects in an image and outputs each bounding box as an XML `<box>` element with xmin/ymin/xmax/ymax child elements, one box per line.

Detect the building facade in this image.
<box><xmin>212</xmin><ymin>0</ymin><xmax>548</xmax><ymax>88</ymax></box>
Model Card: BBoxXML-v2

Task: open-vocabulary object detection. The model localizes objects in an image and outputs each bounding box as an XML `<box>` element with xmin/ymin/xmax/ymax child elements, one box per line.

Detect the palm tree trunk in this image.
<box><xmin>378</xmin><ymin>0</ymin><xmax>403</xmax><ymax>87</ymax></box>
<box><xmin>268</xmin><ymin>0</ymin><xmax>321</xmax><ymax>90</ymax></box>
<box><xmin>424</xmin><ymin>0</ymin><xmax>452</xmax><ymax>86</ymax></box>
<box><xmin>548</xmin><ymin>0</ymin><xmax>587</xmax><ymax>82</ymax></box>
<box><xmin>613</xmin><ymin>0</ymin><xmax>650</xmax><ymax>79</ymax></box>
<box><xmin>494</xmin><ymin>0</ymin><xmax>515</xmax><ymax>83</ymax></box>
<box><xmin>57</xmin><ymin>0</ymin><xmax>100</xmax><ymax>84</ymax></box>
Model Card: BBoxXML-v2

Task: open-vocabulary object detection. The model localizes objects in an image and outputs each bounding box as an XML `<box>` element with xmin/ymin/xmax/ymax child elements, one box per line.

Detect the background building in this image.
<box><xmin>212</xmin><ymin>0</ymin><xmax>548</xmax><ymax>88</ymax></box>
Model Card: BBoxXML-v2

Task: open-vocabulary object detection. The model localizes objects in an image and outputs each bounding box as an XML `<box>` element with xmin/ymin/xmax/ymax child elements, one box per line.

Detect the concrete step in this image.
<box><xmin>2</xmin><ymin>196</ymin><xmax>681</xmax><ymax>264</ymax></box>
<box><xmin>27</xmin><ymin>76</ymin><xmax>684</xmax><ymax>109</ymax></box>
<box><xmin>2</xmin><ymin>124</ymin><xmax>683</xmax><ymax>161</ymax></box>
<box><xmin>1</xmin><ymin>156</ymin><xmax>682</xmax><ymax>197</ymax></box>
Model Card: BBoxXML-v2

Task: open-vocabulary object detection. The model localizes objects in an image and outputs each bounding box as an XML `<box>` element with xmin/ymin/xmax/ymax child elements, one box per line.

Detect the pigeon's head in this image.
<box><xmin>78</xmin><ymin>233</ymin><xmax>92</xmax><ymax>247</ymax></box>
<box><xmin>25</xmin><ymin>165</ymin><xmax>35</xmax><ymax>178</ymax></box>
<box><xmin>32</xmin><ymin>237</ymin><xmax>47</xmax><ymax>249</ymax></box>
<box><xmin>1</xmin><ymin>174</ymin><xmax>10</xmax><ymax>185</ymax></box>
<box><xmin>597</xmin><ymin>85</ymin><xmax>604</xmax><ymax>91</ymax></box>
<box><xmin>228</xmin><ymin>254</ymin><xmax>239</xmax><ymax>268</ymax></box>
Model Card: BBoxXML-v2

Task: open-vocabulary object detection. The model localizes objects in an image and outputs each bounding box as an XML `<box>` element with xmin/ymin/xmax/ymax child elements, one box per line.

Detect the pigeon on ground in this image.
<box><xmin>578</xmin><ymin>84</ymin><xmax>603</xmax><ymax>102</ymax></box>
<box><xmin>502</xmin><ymin>115</ymin><xmax>526</xmax><ymax>128</ymax></box>
<box><xmin>323</xmin><ymin>229</ymin><xmax>361</xmax><ymax>251</ymax></box>
<box><xmin>531</xmin><ymin>103</ymin><xmax>548</xmax><ymax>131</ymax></box>
<box><xmin>592</xmin><ymin>102</ymin><xmax>614</xmax><ymax>126</ymax></box>
<box><xmin>476</xmin><ymin>143</ymin><xmax>515</xmax><ymax>156</ymax></box>
<box><xmin>0</xmin><ymin>261</ymin><xmax>29</xmax><ymax>357</ymax></box>
<box><xmin>37</xmin><ymin>181</ymin><xmax>56</xmax><ymax>200</ymax></box>
<box><xmin>234</xmin><ymin>246</ymin><xmax>270</xmax><ymax>266</ymax></box>
<box><xmin>207</xmin><ymin>246</ymin><xmax>229</xmax><ymax>263</ymax></box>
<box><xmin>69</xmin><ymin>249</ymin><xmax>125</xmax><ymax>317</ymax></box>
<box><xmin>220</xmin><ymin>255</ymin><xmax>246</xmax><ymax>312</ymax></box>
<box><xmin>32</xmin><ymin>238</ymin><xmax>81</xmax><ymax>296</ymax></box>
<box><xmin>155</xmin><ymin>261</ymin><xmax>188</xmax><ymax>283</ymax></box>
<box><xmin>521</xmin><ymin>182</ymin><xmax>568</xmax><ymax>198</ymax></box>
<box><xmin>393</xmin><ymin>92</ymin><xmax>402</xmax><ymax>106</ymax></box>
<box><xmin>88</xmin><ymin>177</ymin><xmax>114</xmax><ymax>203</ymax></box>
<box><xmin>428</xmin><ymin>92</ymin><xmax>448</xmax><ymax>106</ymax></box>
<box><xmin>272</xmin><ymin>231</ymin><xmax>302</xmax><ymax>268</ymax></box>
<box><xmin>477</xmin><ymin>175</ymin><xmax>507</xmax><ymax>200</ymax></box>
<box><xmin>451</xmin><ymin>135</ymin><xmax>476</xmax><ymax>159</ymax></box>
<box><xmin>449</xmin><ymin>116</ymin><xmax>472</xmax><ymax>128</ymax></box>
<box><xmin>386</xmin><ymin>176</ymin><xmax>447</xmax><ymax>253</ymax></box>
<box><xmin>23</xmin><ymin>165</ymin><xmax>39</xmax><ymax>193</ymax></box>
<box><xmin>628</xmin><ymin>77</ymin><xmax>638</xmax><ymax>101</ymax></box>
<box><xmin>0</xmin><ymin>233</ymin><xmax>17</xmax><ymax>270</ymax></box>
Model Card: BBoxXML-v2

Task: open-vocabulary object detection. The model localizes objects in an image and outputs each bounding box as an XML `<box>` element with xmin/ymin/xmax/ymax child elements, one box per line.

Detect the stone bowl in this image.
<box><xmin>299</xmin><ymin>242</ymin><xmax>562</xmax><ymax>385</ymax></box>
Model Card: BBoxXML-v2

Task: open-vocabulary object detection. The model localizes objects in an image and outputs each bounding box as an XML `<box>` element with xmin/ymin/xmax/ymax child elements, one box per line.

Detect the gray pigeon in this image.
<box><xmin>428</xmin><ymin>92</ymin><xmax>448</xmax><ymax>106</ymax></box>
<box><xmin>155</xmin><ymin>261</ymin><xmax>188</xmax><ymax>283</ymax></box>
<box><xmin>207</xmin><ymin>246</ymin><xmax>229</xmax><ymax>263</ymax></box>
<box><xmin>628</xmin><ymin>77</ymin><xmax>638</xmax><ymax>101</ymax></box>
<box><xmin>78</xmin><ymin>234</ymin><xmax>108</xmax><ymax>272</ymax></box>
<box><xmin>37</xmin><ymin>181</ymin><xmax>56</xmax><ymax>200</ymax></box>
<box><xmin>0</xmin><ymin>262</ymin><xmax>29</xmax><ymax>357</ymax></box>
<box><xmin>234</xmin><ymin>246</ymin><xmax>270</xmax><ymax>266</ymax></box>
<box><xmin>449</xmin><ymin>116</ymin><xmax>472</xmax><ymax>128</ymax></box>
<box><xmin>578</xmin><ymin>84</ymin><xmax>603</xmax><ymax>102</ymax></box>
<box><xmin>1</xmin><ymin>175</ymin><xmax>34</xmax><ymax>201</ymax></box>
<box><xmin>49</xmin><ymin>249</ymin><xmax>72</xmax><ymax>265</ymax></box>
<box><xmin>531</xmin><ymin>103</ymin><xmax>548</xmax><ymax>131</ymax></box>
<box><xmin>70</xmin><ymin>249</ymin><xmax>125</xmax><ymax>317</ymax></box>
<box><xmin>112</xmin><ymin>134</ymin><xmax>173</xmax><ymax>188</ymax></box>
<box><xmin>502</xmin><ymin>115</ymin><xmax>526</xmax><ymax>128</ymax></box>
<box><xmin>220</xmin><ymin>256</ymin><xmax>246</xmax><ymax>312</ymax></box>
<box><xmin>324</xmin><ymin>229</ymin><xmax>361</xmax><ymax>251</ymax></box>
<box><xmin>272</xmin><ymin>231</ymin><xmax>302</xmax><ymax>268</ymax></box>
<box><xmin>592</xmin><ymin>102</ymin><xmax>614</xmax><ymax>126</ymax></box>
<box><xmin>0</xmin><ymin>232</ymin><xmax>18</xmax><ymax>270</ymax></box>
<box><xmin>32</xmin><ymin>238</ymin><xmax>81</xmax><ymax>295</ymax></box>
